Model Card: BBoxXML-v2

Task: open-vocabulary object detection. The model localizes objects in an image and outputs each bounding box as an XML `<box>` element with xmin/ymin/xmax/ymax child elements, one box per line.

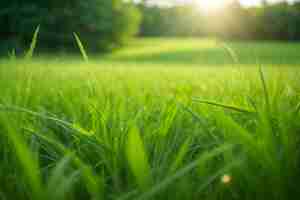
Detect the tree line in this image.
<box><xmin>0</xmin><ymin>0</ymin><xmax>141</xmax><ymax>54</ymax></box>
<box><xmin>139</xmin><ymin>0</ymin><xmax>300</xmax><ymax>40</ymax></box>
<box><xmin>1</xmin><ymin>0</ymin><xmax>300</xmax><ymax>55</ymax></box>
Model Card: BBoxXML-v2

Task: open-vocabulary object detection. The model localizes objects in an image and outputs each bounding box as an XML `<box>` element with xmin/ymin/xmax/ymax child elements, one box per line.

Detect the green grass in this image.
<box><xmin>0</xmin><ymin>38</ymin><xmax>300</xmax><ymax>200</ymax></box>
<box><xmin>106</xmin><ymin>38</ymin><xmax>300</xmax><ymax>66</ymax></box>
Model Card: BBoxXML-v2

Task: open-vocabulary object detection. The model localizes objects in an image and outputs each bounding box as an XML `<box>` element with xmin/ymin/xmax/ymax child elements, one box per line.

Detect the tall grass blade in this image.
<box><xmin>159</xmin><ymin>102</ymin><xmax>178</xmax><ymax>136</ymax></box>
<box><xmin>52</xmin><ymin>170</ymin><xmax>80</xmax><ymax>199</ymax></box>
<box><xmin>8</xmin><ymin>48</ymin><xmax>16</xmax><ymax>60</ymax></box>
<box><xmin>73</xmin><ymin>32</ymin><xmax>89</xmax><ymax>62</ymax></box>
<box><xmin>25</xmin><ymin>25</ymin><xmax>40</xmax><ymax>59</ymax></box>
<box><xmin>193</xmin><ymin>98</ymin><xmax>255</xmax><ymax>114</ymax></box>
<box><xmin>2</xmin><ymin>104</ymin><xmax>105</xmax><ymax>200</ymax></box>
<box><xmin>47</xmin><ymin>154</ymin><xmax>73</xmax><ymax>191</ymax></box>
<box><xmin>125</xmin><ymin>126</ymin><xmax>152</xmax><ymax>190</ymax></box>
<box><xmin>259</xmin><ymin>66</ymin><xmax>270</xmax><ymax>110</ymax></box>
<box><xmin>178</xmin><ymin>103</ymin><xmax>206</xmax><ymax>125</ymax></box>
<box><xmin>1</xmin><ymin>117</ymin><xmax>43</xmax><ymax>199</ymax></box>
<box><xmin>215</xmin><ymin>111</ymin><xmax>255</xmax><ymax>148</ymax></box>
<box><xmin>219</xmin><ymin>42</ymin><xmax>239</xmax><ymax>64</ymax></box>
<box><xmin>0</xmin><ymin>104</ymin><xmax>85</xmax><ymax>135</ymax></box>
<box><xmin>295</xmin><ymin>102</ymin><xmax>300</xmax><ymax>115</ymax></box>
<box><xmin>26</xmin><ymin>128</ymin><xmax>104</xmax><ymax>199</ymax></box>
<box><xmin>168</xmin><ymin>137</ymin><xmax>191</xmax><ymax>173</ymax></box>
<box><xmin>258</xmin><ymin>67</ymin><xmax>276</xmax><ymax>137</ymax></box>
<box><xmin>47</xmin><ymin>155</ymin><xmax>80</xmax><ymax>199</ymax></box>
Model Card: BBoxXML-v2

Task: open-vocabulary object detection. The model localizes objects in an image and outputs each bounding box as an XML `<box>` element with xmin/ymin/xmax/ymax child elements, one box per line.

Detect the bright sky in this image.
<box><xmin>142</xmin><ymin>0</ymin><xmax>296</xmax><ymax>13</ymax></box>
<box><xmin>240</xmin><ymin>0</ymin><xmax>263</xmax><ymax>6</ymax></box>
<box><xmin>240</xmin><ymin>0</ymin><xmax>293</xmax><ymax>7</ymax></box>
<box><xmin>144</xmin><ymin>0</ymin><xmax>295</xmax><ymax>7</ymax></box>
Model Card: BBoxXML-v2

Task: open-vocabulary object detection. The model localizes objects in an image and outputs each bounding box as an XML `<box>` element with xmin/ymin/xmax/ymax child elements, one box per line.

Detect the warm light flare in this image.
<box><xmin>196</xmin><ymin>0</ymin><xmax>263</xmax><ymax>13</ymax></box>
<box><xmin>196</xmin><ymin>0</ymin><xmax>228</xmax><ymax>13</ymax></box>
<box><xmin>221</xmin><ymin>174</ymin><xmax>232</xmax><ymax>184</ymax></box>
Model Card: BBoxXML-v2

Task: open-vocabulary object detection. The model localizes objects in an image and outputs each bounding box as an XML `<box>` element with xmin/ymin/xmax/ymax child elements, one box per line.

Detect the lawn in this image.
<box><xmin>0</xmin><ymin>38</ymin><xmax>300</xmax><ymax>200</ymax></box>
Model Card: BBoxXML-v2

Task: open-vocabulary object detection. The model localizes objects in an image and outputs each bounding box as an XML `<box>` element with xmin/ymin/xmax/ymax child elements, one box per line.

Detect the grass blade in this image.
<box><xmin>193</xmin><ymin>98</ymin><xmax>255</xmax><ymax>114</ymax></box>
<box><xmin>259</xmin><ymin>66</ymin><xmax>270</xmax><ymax>110</ymax></box>
<box><xmin>26</xmin><ymin>128</ymin><xmax>104</xmax><ymax>200</ymax></box>
<box><xmin>218</xmin><ymin>42</ymin><xmax>239</xmax><ymax>64</ymax></box>
<box><xmin>47</xmin><ymin>154</ymin><xmax>73</xmax><ymax>191</ymax></box>
<box><xmin>126</xmin><ymin>126</ymin><xmax>152</xmax><ymax>190</ymax></box>
<box><xmin>159</xmin><ymin>102</ymin><xmax>178</xmax><ymax>136</ymax></box>
<box><xmin>73</xmin><ymin>32</ymin><xmax>89</xmax><ymax>62</ymax></box>
<box><xmin>215</xmin><ymin>111</ymin><xmax>256</xmax><ymax>148</ymax></box>
<box><xmin>168</xmin><ymin>137</ymin><xmax>191</xmax><ymax>173</ymax></box>
<box><xmin>25</xmin><ymin>25</ymin><xmax>40</xmax><ymax>59</ymax></box>
<box><xmin>1</xmin><ymin>116</ymin><xmax>43</xmax><ymax>199</ymax></box>
<box><xmin>8</xmin><ymin>48</ymin><xmax>16</xmax><ymax>60</ymax></box>
<box><xmin>47</xmin><ymin>155</ymin><xmax>80</xmax><ymax>199</ymax></box>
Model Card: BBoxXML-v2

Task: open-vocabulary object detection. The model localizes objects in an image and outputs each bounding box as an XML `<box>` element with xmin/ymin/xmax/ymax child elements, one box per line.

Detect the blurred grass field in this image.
<box><xmin>106</xmin><ymin>38</ymin><xmax>300</xmax><ymax>66</ymax></box>
<box><xmin>0</xmin><ymin>38</ymin><xmax>300</xmax><ymax>200</ymax></box>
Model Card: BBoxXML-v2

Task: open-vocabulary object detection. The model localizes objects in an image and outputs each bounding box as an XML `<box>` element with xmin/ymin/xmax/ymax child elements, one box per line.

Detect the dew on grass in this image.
<box><xmin>221</xmin><ymin>174</ymin><xmax>232</xmax><ymax>184</ymax></box>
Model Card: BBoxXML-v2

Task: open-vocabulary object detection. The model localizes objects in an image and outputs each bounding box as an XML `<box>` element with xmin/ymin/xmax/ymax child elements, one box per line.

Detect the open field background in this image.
<box><xmin>1</xmin><ymin>38</ymin><xmax>300</xmax><ymax>200</ymax></box>
<box><xmin>106</xmin><ymin>38</ymin><xmax>300</xmax><ymax>66</ymax></box>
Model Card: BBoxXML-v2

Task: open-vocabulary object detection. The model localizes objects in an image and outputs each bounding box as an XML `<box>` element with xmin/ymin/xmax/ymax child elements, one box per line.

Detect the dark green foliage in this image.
<box><xmin>138</xmin><ymin>1</ymin><xmax>300</xmax><ymax>40</ymax></box>
<box><xmin>139</xmin><ymin>4</ymin><xmax>205</xmax><ymax>37</ymax></box>
<box><xmin>0</xmin><ymin>0</ymin><xmax>141</xmax><ymax>54</ymax></box>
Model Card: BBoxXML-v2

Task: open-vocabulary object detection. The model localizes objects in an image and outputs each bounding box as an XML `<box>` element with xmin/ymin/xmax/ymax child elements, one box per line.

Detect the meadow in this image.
<box><xmin>1</xmin><ymin>38</ymin><xmax>300</xmax><ymax>200</ymax></box>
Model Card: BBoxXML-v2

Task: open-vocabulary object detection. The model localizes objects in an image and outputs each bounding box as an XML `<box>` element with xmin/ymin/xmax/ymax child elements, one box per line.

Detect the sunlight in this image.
<box><xmin>196</xmin><ymin>0</ymin><xmax>228</xmax><ymax>13</ymax></box>
<box><xmin>196</xmin><ymin>0</ymin><xmax>262</xmax><ymax>13</ymax></box>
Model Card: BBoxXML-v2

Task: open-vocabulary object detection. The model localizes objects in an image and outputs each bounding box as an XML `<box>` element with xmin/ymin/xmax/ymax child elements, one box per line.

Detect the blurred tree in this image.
<box><xmin>138</xmin><ymin>0</ymin><xmax>300</xmax><ymax>41</ymax></box>
<box><xmin>0</xmin><ymin>0</ymin><xmax>141</xmax><ymax>54</ymax></box>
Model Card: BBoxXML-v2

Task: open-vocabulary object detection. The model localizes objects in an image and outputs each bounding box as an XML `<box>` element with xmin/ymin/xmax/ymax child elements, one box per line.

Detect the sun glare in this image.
<box><xmin>197</xmin><ymin>0</ymin><xmax>262</xmax><ymax>13</ymax></box>
<box><xmin>197</xmin><ymin>0</ymin><xmax>228</xmax><ymax>13</ymax></box>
